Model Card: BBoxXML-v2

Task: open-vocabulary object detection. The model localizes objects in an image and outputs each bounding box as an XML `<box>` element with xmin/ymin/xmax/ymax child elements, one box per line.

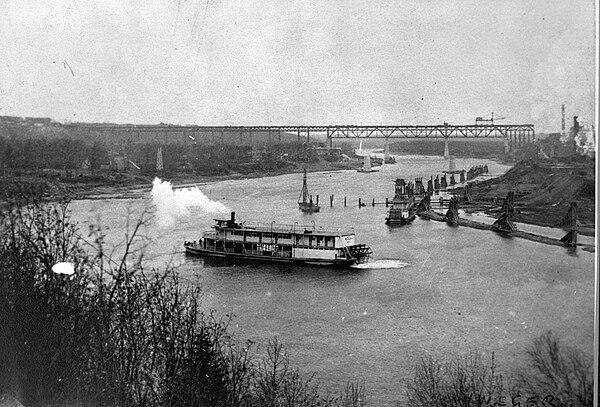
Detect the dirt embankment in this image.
<box><xmin>467</xmin><ymin>158</ymin><xmax>595</xmax><ymax>231</ymax></box>
<box><xmin>2</xmin><ymin>157</ymin><xmax>594</xmax><ymax>236</ymax></box>
<box><xmin>0</xmin><ymin>159</ymin><xmax>361</xmax><ymax>204</ymax></box>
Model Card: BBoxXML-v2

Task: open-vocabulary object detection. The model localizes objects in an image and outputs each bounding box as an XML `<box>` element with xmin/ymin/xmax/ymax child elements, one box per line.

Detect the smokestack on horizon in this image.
<box><xmin>571</xmin><ymin>116</ymin><xmax>580</xmax><ymax>154</ymax></box>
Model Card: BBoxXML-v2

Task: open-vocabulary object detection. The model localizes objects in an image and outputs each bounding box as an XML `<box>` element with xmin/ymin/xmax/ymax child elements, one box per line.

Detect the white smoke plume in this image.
<box><xmin>573</xmin><ymin>120</ymin><xmax>596</xmax><ymax>156</ymax></box>
<box><xmin>151</xmin><ymin>178</ymin><xmax>229</xmax><ymax>228</ymax></box>
<box><xmin>560</xmin><ymin>118</ymin><xmax>596</xmax><ymax>157</ymax></box>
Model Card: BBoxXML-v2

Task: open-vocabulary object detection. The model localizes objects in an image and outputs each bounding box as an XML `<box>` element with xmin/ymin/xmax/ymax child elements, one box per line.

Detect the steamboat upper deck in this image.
<box><xmin>213</xmin><ymin>217</ymin><xmax>356</xmax><ymax>237</ymax></box>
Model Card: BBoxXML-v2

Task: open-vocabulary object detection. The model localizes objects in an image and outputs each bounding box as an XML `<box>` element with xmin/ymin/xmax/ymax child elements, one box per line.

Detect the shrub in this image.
<box><xmin>405</xmin><ymin>352</ymin><xmax>504</xmax><ymax>407</ymax></box>
<box><xmin>0</xmin><ymin>200</ymin><xmax>90</xmax><ymax>406</ymax></box>
<box><xmin>515</xmin><ymin>331</ymin><xmax>593</xmax><ymax>407</ymax></box>
<box><xmin>0</xmin><ymin>200</ymin><xmax>249</xmax><ymax>406</ymax></box>
<box><xmin>405</xmin><ymin>333</ymin><xmax>593</xmax><ymax>407</ymax></box>
<box><xmin>248</xmin><ymin>338</ymin><xmax>367</xmax><ymax>407</ymax></box>
<box><xmin>0</xmin><ymin>199</ymin><xmax>370</xmax><ymax>407</ymax></box>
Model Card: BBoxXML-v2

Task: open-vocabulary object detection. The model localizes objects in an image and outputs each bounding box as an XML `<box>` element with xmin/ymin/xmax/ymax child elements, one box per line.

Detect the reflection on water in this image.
<box><xmin>351</xmin><ymin>259</ymin><xmax>410</xmax><ymax>269</ymax></box>
<box><xmin>68</xmin><ymin>156</ymin><xmax>595</xmax><ymax>406</ymax></box>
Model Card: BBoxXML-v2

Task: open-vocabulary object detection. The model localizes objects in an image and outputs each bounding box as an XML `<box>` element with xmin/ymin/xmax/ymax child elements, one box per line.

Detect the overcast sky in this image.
<box><xmin>1</xmin><ymin>0</ymin><xmax>596</xmax><ymax>133</ymax></box>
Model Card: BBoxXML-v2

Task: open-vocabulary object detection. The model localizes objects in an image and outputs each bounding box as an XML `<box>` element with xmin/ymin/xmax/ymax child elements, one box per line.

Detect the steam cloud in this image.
<box><xmin>151</xmin><ymin>178</ymin><xmax>229</xmax><ymax>228</ymax></box>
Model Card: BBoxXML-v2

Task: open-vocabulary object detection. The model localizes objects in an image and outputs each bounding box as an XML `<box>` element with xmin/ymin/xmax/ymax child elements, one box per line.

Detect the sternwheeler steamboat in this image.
<box><xmin>184</xmin><ymin>212</ymin><xmax>373</xmax><ymax>267</ymax></box>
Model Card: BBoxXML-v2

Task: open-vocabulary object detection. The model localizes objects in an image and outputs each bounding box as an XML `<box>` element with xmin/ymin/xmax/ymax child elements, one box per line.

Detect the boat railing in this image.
<box><xmin>219</xmin><ymin>221</ymin><xmax>355</xmax><ymax>236</ymax></box>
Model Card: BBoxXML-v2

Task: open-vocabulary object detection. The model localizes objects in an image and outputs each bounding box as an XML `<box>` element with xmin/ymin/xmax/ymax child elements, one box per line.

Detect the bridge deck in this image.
<box><xmin>67</xmin><ymin>123</ymin><xmax>534</xmax><ymax>139</ymax></box>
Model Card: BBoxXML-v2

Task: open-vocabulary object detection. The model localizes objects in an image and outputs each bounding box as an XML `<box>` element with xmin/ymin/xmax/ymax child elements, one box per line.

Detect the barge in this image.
<box><xmin>184</xmin><ymin>212</ymin><xmax>373</xmax><ymax>267</ymax></box>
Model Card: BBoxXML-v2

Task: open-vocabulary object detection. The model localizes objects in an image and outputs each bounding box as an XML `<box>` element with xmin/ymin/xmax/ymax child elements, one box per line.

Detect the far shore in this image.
<box><xmin>70</xmin><ymin>154</ymin><xmax>511</xmax><ymax>200</ymax></box>
<box><xmin>75</xmin><ymin>169</ymin><xmax>597</xmax><ymax>240</ymax></box>
<box><xmin>1</xmin><ymin>156</ymin><xmax>594</xmax><ymax>241</ymax></box>
<box><xmin>68</xmin><ymin>162</ymin><xmax>362</xmax><ymax>200</ymax></box>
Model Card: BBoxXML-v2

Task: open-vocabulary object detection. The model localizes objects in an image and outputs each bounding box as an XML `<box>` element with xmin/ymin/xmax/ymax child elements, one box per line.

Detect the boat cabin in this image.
<box><xmin>210</xmin><ymin>216</ymin><xmax>356</xmax><ymax>250</ymax></box>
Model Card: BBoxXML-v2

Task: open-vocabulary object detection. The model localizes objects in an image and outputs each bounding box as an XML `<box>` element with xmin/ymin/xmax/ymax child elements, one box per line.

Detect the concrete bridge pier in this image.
<box><xmin>384</xmin><ymin>138</ymin><xmax>390</xmax><ymax>160</ymax></box>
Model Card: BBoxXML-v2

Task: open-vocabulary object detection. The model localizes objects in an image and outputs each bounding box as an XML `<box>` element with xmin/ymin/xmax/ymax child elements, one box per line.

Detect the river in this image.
<box><xmin>69</xmin><ymin>155</ymin><xmax>595</xmax><ymax>406</ymax></box>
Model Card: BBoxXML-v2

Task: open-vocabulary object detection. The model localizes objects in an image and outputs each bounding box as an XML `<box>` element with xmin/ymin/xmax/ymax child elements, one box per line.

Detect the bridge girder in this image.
<box><xmin>326</xmin><ymin>124</ymin><xmax>534</xmax><ymax>139</ymax></box>
<box><xmin>66</xmin><ymin>123</ymin><xmax>534</xmax><ymax>140</ymax></box>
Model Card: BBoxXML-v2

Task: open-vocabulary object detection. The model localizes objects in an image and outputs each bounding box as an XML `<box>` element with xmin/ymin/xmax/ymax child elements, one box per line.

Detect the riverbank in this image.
<box><xmin>0</xmin><ymin>159</ymin><xmax>362</xmax><ymax>203</ymax></box>
<box><xmin>1</xmin><ymin>156</ymin><xmax>595</xmax><ymax>240</ymax></box>
<box><xmin>463</xmin><ymin>157</ymin><xmax>596</xmax><ymax>232</ymax></box>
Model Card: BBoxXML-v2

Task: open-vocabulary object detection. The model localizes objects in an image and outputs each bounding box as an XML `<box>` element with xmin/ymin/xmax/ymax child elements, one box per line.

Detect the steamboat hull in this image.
<box><xmin>298</xmin><ymin>202</ymin><xmax>320</xmax><ymax>213</ymax></box>
<box><xmin>185</xmin><ymin>244</ymin><xmax>359</xmax><ymax>267</ymax></box>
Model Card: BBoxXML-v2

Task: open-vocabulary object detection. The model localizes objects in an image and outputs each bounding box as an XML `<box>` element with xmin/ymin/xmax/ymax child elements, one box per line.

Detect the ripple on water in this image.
<box><xmin>351</xmin><ymin>259</ymin><xmax>410</xmax><ymax>269</ymax></box>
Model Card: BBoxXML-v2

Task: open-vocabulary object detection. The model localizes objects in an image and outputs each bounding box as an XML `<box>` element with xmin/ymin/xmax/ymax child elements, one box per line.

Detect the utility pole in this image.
<box><xmin>561</xmin><ymin>104</ymin><xmax>566</xmax><ymax>137</ymax></box>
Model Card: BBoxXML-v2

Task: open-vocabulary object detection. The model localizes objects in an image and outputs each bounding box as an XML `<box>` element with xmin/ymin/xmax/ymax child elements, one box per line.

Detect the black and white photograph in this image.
<box><xmin>0</xmin><ymin>1</ymin><xmax>597</xmax><ymax>406</ymax></box>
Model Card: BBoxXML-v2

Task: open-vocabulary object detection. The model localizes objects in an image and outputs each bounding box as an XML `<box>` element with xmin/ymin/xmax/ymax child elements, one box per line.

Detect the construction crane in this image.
<box><xmin>475</xmin><ymin>112</ymin><xmax>507</xmax><ymax>125</ymax></box>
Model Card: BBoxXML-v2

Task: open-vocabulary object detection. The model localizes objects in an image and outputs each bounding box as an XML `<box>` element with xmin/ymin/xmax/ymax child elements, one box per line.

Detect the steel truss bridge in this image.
<box><xmin>68</xmin><ymin>123</ymin><xmax>535</xmax><ymax>151</ymax></box>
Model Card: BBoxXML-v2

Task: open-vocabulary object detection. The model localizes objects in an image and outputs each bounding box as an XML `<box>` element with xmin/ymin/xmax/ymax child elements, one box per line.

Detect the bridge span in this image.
<box><xmin>67</xmin><ymin>123</ymin><xmax>535</xmax><ymax>153</ymax></box>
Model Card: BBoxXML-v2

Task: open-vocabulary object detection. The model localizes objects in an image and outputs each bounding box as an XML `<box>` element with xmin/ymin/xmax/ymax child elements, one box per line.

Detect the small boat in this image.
<box><xmin>385</xmin><ymin>179</ymin><xmax>416</xmax><ymax>225</ymax></box>
<box><xmin>298</xmin><ymin>168</ymin><xmax>320</xmax><ymax>212</ymax></box>
<box><xmin>184</xmin><ymin>212</ymin><xmax>373</xmax><ymax>267</ymax></box>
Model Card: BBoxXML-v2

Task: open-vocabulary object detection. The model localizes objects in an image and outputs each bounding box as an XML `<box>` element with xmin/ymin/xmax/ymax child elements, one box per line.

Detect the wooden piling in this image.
<box><xmin>372</xmin><ymin>198</ymin><xmax>375</xmax><ymax>207</ymax></box>
<box><xmin>344</xmin><ymin>196</ymin><xmax>347</xmax><ymax>207</ymax></box>
<box><xmin>358</xmin><ymin>198</ymin><xmax>362</xmax><ymax>208</ymax></box>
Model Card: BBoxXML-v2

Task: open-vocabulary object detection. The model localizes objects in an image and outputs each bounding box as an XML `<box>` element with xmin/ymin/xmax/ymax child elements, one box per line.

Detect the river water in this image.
<box><xmin>69</xmin><ymin>155</ymin><xmax>595</xmax><ymax>406</ymax></box>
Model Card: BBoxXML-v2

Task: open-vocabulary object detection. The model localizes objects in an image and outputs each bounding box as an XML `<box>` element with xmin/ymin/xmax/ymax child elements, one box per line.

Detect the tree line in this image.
<box><xmin>0</xmin><ymin>135</ymin><xmax>314</xmax><ymax>176</ymax></box>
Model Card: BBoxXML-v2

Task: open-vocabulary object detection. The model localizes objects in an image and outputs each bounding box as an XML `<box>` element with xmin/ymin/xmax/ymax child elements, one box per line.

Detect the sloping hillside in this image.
<box><xmin>469</xmin><ymin>158</ymin><xmax>595</xmax><ymax>228</ymax></box>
